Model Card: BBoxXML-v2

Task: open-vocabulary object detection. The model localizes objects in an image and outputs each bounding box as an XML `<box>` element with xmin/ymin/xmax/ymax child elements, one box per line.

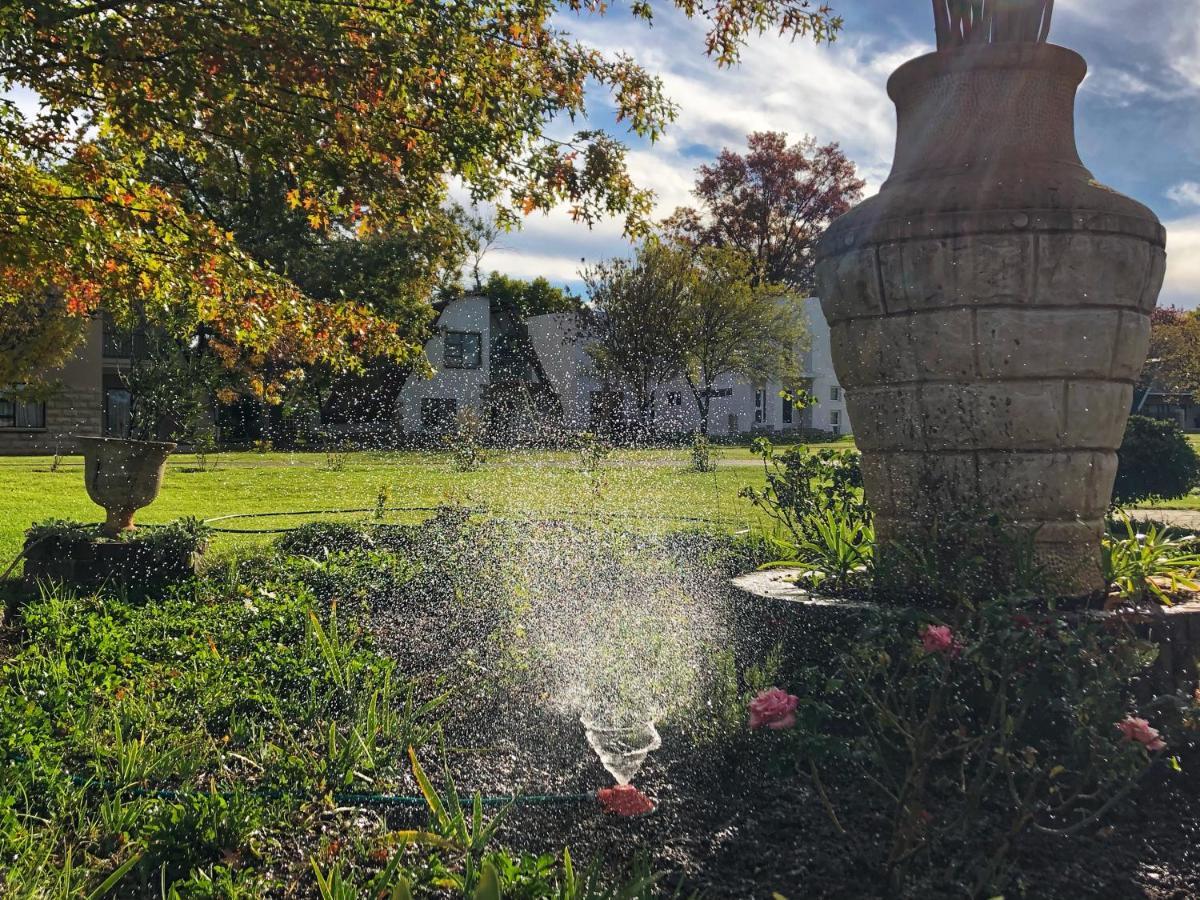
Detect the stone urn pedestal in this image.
<box><xmin>78</xmin><ymin>435</ymin><xmax>176</xmax><ymax>536</ymax></box>
<box><xmin>815</xmin><ymin>43</ymin><xmax>1166</xmax><ymax>595</ymax></box>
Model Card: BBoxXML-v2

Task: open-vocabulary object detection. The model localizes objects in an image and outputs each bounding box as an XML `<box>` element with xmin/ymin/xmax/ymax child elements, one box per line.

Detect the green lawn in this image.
<box><xmin>0</xmin><ymin>445</ymin><xmax>803</xmax><ymax>566</ymax></box>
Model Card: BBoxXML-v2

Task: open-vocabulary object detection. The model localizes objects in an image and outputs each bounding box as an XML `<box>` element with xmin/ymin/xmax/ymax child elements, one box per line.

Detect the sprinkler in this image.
<box><xmin>582</xmin><ymin>718</ymin><xmax>661</xmax><ymax>816</ymax></box>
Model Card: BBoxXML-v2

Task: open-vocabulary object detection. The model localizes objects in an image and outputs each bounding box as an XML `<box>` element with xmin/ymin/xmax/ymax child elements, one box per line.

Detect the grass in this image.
<box><xmin>0</xmin><ymin>442</ymin><xmax>846</xmax><ymax>567</ymax></box>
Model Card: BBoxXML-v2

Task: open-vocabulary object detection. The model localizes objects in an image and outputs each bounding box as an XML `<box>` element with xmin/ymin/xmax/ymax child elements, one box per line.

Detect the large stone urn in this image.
<box><xmin>78</xmin><ymin>436</ymin><xmax>176</xmax><ymax>536</ymax></box>
<box><xmin>815</xmin><ymin>42</ymin><xmax>1166</xmax><ymax>594</ymax></box>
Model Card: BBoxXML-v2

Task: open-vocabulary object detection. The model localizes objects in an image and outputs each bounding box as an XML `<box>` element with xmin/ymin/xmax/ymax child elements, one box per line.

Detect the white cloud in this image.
<box><xmin>1167</xmin><ymin>182</ymin><xmax>1200</xmax><ymax>209</ymax></box>
<box><xmin>1162</xmin><ymin>216</ymin><xmax>1200</xmax><ymax>308</ymax></box>
<box><xmin>489</xmin><ymin>19</ymin><xmax>916</xmax><ymax>286</ymax></box>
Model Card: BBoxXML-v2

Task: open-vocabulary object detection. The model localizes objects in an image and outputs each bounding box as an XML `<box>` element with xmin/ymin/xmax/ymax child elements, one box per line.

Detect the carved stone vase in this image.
<box><xmin>815</xmin><ymin>43</ymin><xmax>1166</xmax><ymax>594</ymax></box>
<box><xmin>79</xmin><ymin>435</ymin><xmax>176</xmax><ymax>537</ymax></box>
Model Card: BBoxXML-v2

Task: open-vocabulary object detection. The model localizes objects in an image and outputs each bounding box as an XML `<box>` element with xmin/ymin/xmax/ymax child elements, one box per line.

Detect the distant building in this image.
<box><xmin>1</xmin><ymin>296</ymin><xmax>850</xmax><ymax>454</ymax></box>
<box><xmin>397</xmin><ymin>295</ymin><xmax>849</xmax><ymax>440</ymax></box>
<box><xmin>0</xmin><ymin>316</ymin><xmax>139</xmax><ymax>455</ymax></box>
<box><xmin>1133</xmin><ymin>388</ymin><xmax>1200</xmax><ymax>432</ymax></box>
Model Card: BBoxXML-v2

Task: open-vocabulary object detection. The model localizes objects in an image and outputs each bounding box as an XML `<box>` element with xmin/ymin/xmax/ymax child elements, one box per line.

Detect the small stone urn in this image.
<box><xmin>815</xmin><ymin>42</ymin><xmax>1165</xmax><ymax>594</ymax></box>
<box><xmin>78</xmin><ymin>436</ymin><xmax>176</xmax><ymax>536</ymax></box>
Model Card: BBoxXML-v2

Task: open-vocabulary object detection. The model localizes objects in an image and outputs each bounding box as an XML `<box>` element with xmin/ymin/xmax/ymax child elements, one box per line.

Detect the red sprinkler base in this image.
<box><xmin>597</xmin><ymin>784</ymin><xmax>655</xmax><ymax>816</ymax></box>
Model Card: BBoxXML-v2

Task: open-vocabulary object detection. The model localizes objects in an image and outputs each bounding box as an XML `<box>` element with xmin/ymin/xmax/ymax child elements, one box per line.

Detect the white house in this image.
<box><xmin>397</xmin><ymin>295</ymin><xmax>850</xmax><ymax>439</ymax></box>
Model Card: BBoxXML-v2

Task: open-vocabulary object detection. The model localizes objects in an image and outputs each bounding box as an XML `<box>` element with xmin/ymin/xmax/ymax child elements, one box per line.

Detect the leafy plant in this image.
<box><xmin>740</xmin><ymin>438</ymin><xmax>871</xmax><ymax>589</ymax></box>
<box><xmin>191</xmin><ymin>425</ymin><xmax>219</xmax><ymax>472</ymax></box>
<box><xmin>1113</xmin><ymin>415</ymin><xmax>1200</xmax><ymax>507</ymax></box>
<box><xmin>687</xmin><ymin>431</ymin><xmax>718</xmax><ymax>473</ymax></box>
<box><xmin>792</xmin><ymin>599</ymin><xmax>1164</xmax><ymax>896</ymax></box>
<box><xmin>447</xmin><ymin>409</ymin><xmax>487</xmax><ymax>473</ymax></box>
<box><xmin>782</xmin><ymin>508</ymin><xmax>874</xmax><ymax>592</ymax></box>
<box><xmin>933</xmin><ymin>0</ymin><xmax>1054</xmax><ymax>50</ymax></box>
<box><xmin>1103</xmin><ymin>516</ymin><xmax>1200</xmax><ymax>606</ymax></box>
<box><xmin>575</xmin><ymin>431</ymin><xmax>613</xmax><ymax>471</ymax></box>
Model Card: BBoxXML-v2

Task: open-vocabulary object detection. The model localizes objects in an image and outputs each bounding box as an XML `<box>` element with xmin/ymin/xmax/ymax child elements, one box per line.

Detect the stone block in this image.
<box><xmin>975</xmin><ymin>450</ymin><xmax>1115</xmax><ymax>520</ymax></box>
<box><xmin>829</xmin><ymin>319</ymin><xmax>885</xmax><ymax>388</ymax></box>
<box><xmin>1062</xmin><ymin>381</ymin><xmax>1131</xmax><ymax>449</ymax></box>
<box><xmin>817</xmin><ymin>248</ymin><xmax>884</xmax><ymax>323</ymax></box>
<box><xmin>846</xmin><ymin>386</ymin><xmax>920</xmax><ymax>452</ymax></box>
<box><xmin>1111</xmin><ymin>311</ymin><xmax>1151</xmax><ymax>380</ymax></box>
<box><xmin>879</xmin><ymin>233</ymin><xmax>1033</xmax><ymax>312</ymax></box>
<box><xmin>879</xmin><ymin>451</ymin><xmax>980</xmax><ymax>520</ymax></box>
<box><xmin>1034</xmin><ymin>233</ymin><xmax>1149</xmax><ymax>308</ymax></box>
<box><xmin>976</xmin><ymin>308</ymin><xmax>1118</xmax><ymax>379</ymax></box>
<box><xmin>918</xmin><ymin>381</ymin><xmax>1063</xmax><ymax>451</ymax></box>
<box><xmin>1140</xmin><ymin>247</ymin><xmax>1167</xmax><ymax>313</ymax></box>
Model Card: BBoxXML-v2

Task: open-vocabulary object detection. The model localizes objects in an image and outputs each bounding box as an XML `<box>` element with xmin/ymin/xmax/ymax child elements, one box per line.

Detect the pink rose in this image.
<box><xmin>1116</xmin><ymin>716</ymin><xmax>1166</xmax><ymax>752</ymax></box>
<box><xmin>749</xmin><ymin>687</ymin><xmax>799</xmax><ymax>731</ymax></box>
<box><xmin>920</xmin><ymin>624</ymin><xmax>962</xmax><ymax>658</ymax></box>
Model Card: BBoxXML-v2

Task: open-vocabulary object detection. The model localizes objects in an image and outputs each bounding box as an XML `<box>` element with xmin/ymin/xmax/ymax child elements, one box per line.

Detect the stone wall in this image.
<box><xmin>0</xmin><ymin>318</ymin><xmax>103</xmax><ymax>455</ymax></box>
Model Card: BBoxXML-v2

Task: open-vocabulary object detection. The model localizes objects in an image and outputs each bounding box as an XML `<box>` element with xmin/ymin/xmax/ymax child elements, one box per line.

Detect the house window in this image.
<box><xmin>444</xmin><ymin>331</ymin><xmax>482</xmax><ymax>369</ymax></box>
<box><xmin>782</xmin><ymin>395</ymin><xmax>793</xmax><ymax>425</ymax></box>
<box><xmin>0</xmin><ymin>388</ymin><xmax>46</xmax><ymax>429</ymax></box>
<box><xmin>727</xmin><ymin>414</ymin><xmax>739</xmax><ymax>434</ymax></box>
<box><xmin>829</xmin><ymin>409</ymin><xmax>841</xmax><ymax>436</ymax></box>
<box><xmin>102</xmin><ymin>312</ymin><xmax>135</xmax><ymax>358</ymax></box>
<box><xmin>104</xmin><ymin>389</ymin><xmax>132</xmax><ymax>437</ymax></box>
<box><xmin>754</xmin><ymin>385</ymin><xmax>766</xmax><ymax>424</ymax></box>
<box><xmin>420</xmin><ymin>398</ymin><xmax>458</xmax><ymax>430</ymax></box>
<box><xmin>666</xmin><ymin>391</ymin><xmax>683</xmax><ymax>407</ymax></box>
<box><xmin>830</xmin><ymin>385</ymin><xmax>841</xmax><ymax>401</ymax></box>
<box><xmin>710</xmin><ymin>387</ymin><xmax>733</xmax><ymax>399</ymax></box>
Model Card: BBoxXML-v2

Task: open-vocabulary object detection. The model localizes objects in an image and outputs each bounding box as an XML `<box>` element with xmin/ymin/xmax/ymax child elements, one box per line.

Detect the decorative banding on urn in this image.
<box><xmin>815</xmin><ymin>43</ymin><xmax>1166</xmax><ymax>595</ymax></box>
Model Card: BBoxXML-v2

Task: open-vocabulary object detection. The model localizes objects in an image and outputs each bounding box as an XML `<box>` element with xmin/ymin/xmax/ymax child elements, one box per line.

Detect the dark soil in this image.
<box><xmin>357</xmin><ymin>525</ymin><xmax>1200</xmax><ymax>899</ymax></box>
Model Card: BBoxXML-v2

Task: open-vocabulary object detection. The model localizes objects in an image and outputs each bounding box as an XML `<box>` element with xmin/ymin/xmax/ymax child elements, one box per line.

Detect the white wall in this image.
<box><xmin>802</xmin><ymin>297</ymin><xmax>850</xmax><ymax>436</ymax></box>
<box><xmin>397</xmin><ymin>295</ymin><xmax>491</xmax><ymax>432</ymax></box>
<box><xmin>525</xmin><ymin>312</ymin><xmax>599</xmax><ymax>430</ymax></box>
<box><xmin>399</xmin><ymin>295</ymin><xmax>851</xmax><ymax>438</ymax></box>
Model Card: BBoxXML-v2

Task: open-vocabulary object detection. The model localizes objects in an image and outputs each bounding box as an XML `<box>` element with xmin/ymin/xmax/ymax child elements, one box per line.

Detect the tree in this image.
<box><xmin>582</xmin><ymin>240</ymin><xmax>693</xmax><ymax>435</ymax></box>
<box><xmin>664</xmin><ymin>131</ymin><xmax>864</xmax><ymax>291</ymax></box>
<box><xmin>1</xmin><ymin>1</ymin><xmax>841</xmax><ymax>394</ymax></box>
<box><xmin>1138</xmin><ymin>306</ymin><xmax>1200</xmax><ymax>402</ymax></box>
<box><xmin>481</xmin><ymin>273</ymin><xmax>580</xmax><ymax>318</ymax></box>
<box><xmin>681</xmin><ymin>246</ymin><xmax>808</xmax><ymax>433</ymax></box>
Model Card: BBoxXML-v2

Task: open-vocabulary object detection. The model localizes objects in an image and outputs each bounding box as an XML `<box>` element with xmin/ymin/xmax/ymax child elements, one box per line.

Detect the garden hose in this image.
<box><xmin>200</xmin><ymin>506</ymin><xmax>738</xmax><ymax>534</ymax></box>
<box><xmin>2</xmin><ymin>753</ymin><xmax>594</xmax><ymax>808</ymax></box>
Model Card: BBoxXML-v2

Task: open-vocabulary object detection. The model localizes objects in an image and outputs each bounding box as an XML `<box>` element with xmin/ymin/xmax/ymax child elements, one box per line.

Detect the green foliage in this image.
<box><xmin>0</xmin><ymin>566</ymin><xmax>441</xmax><ymax>896</ymax></box>
<box><xmin>1113</xmin><ymin>415</ymin><xmax>1200</xmax><ymax>506</ymax></box>
<box><xmin>26</xmin><ymin>516</ymin><xmax>210</xmax><ymax>553</ymax></box>
<box><xmin>774</xmin><ymin>599</ymin><xmax>1164</xmax><ymax>895</ymax></box>
<box><xmin>871</xmin><ymin>509</ymin><xmax>1045</xmax><ymax>608</ymax></box>
<box><xmin>446</xmin><ymin>409</ymin><xmax>487</xmax><ymax>472</ymax></box>
<box><xmin>740</xmin><ymin>438</ymin><xmax>871</xmax><ymax>590</ymax></box>
<box><xmin>584</xmin><ymin>240</ymin><xmax>807</xmax><ymax>435</ymax></box>
<box><xmin>119</xmin><ymin>330</ymin><xmax>221</xmax><ymax>442</ymax></box>
<box><xmin>3</xmin><ymin>0</ymin><xmax>841</xmax><ymax>389</ymax></box>
<box><xmin>687</xmin><ymin>431</ymin><xmax>718</xmax><ymax>473</ymax></box>
<box><xmin>481</xmin><ymin>272</ymin><xmax>579</xmax><ymax>317</ymax></box>
<box><xmin>1103</xmin><ymin>516</ymin><xmax>1200</xmax><ymax>606</ymax></box>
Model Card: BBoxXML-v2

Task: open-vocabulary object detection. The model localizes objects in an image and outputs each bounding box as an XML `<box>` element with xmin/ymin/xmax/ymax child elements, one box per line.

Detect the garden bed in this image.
<box><xmin>21</xmin><ymin>517</ymin><xmax>208</xmax><ymax>594</ymax></box>
<box><xmin>2</xmin><ymin>517</ymin><xmax>1199</xmax><ymax>898</ymax></box>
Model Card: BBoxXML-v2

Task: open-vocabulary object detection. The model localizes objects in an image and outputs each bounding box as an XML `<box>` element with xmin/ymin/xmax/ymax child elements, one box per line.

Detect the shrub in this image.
<box><xmin>687</xmin><ymin>431</ymin><xmax>718</xmax><ymax>473</ymax></box>
<box><xmin>1102</xmin><ymin>516</ymin><xmax>1200</xmax><ymax>605</ymax></box>
<box><xmin>768</xmin><ymin>598</ymin><xmax>1165</xmax><ymax>896</ymax></box>
<box><xmin>739</xmin><ymin>438</ymin><xmax>871</xmax><ymax>591</ymax></box>
<box><xmin>1113</xmin><ymin>415</ymin><xmax>1200</xmax><ymax>507</ymax></box>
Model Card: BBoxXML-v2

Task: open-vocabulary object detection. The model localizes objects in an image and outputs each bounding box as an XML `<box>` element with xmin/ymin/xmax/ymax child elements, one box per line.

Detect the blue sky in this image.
<box><xmin>484</xmin><ymin>0</ymin><xmax>1200</xmax><ymax>307</ymax></box>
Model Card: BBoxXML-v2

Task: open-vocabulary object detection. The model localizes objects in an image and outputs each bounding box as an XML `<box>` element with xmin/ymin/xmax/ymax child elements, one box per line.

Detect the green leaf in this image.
<box><xmin>472</xmin><ymin>860</ymin><xmax>502</xmax><ymax>900</ymax></box>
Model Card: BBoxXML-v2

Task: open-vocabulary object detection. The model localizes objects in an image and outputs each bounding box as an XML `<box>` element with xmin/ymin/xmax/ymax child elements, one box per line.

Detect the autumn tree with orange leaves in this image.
<box><xmin>0</xmin><ymin>1</ymin><xmax>842</xmax><ymax>397</ymax></box>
